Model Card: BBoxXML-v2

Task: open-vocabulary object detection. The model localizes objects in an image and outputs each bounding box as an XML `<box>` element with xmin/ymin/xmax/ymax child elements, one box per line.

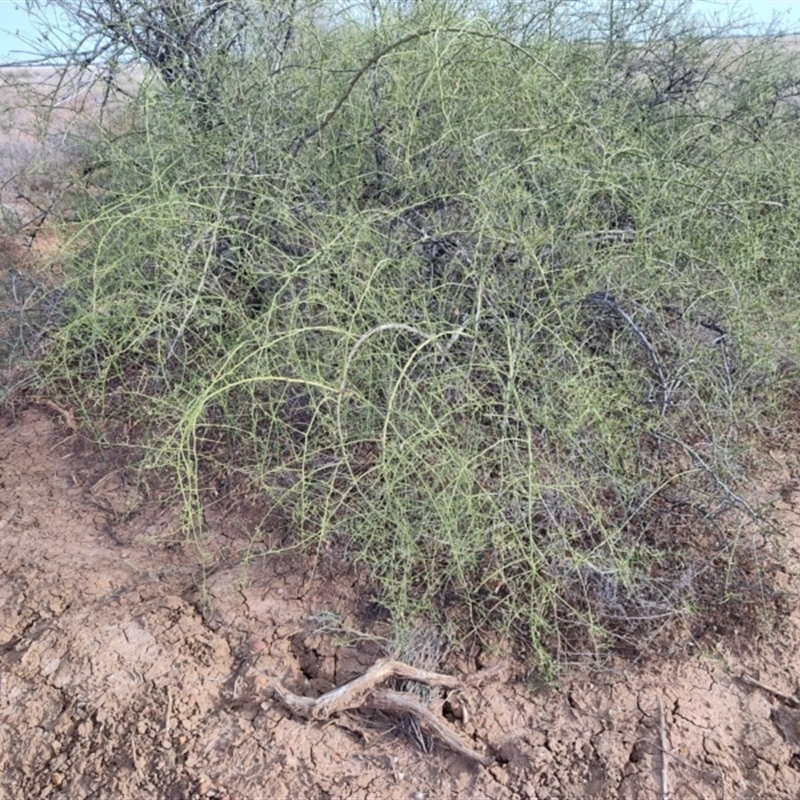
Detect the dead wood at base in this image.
<box><xmin>269</xmin><ymin>657</ymin><xmax>506</xmax><ymax>766</ymax></box>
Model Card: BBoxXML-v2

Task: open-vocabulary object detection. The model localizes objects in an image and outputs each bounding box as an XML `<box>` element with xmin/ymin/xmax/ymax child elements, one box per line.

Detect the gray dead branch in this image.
<box><xmin>269</xmin><ymin>657</ymin><xmax>507</xmax><ymax>766</ymax></box>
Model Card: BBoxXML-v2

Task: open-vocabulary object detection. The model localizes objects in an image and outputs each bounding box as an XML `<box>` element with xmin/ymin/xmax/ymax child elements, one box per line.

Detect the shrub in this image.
<box><xmin>31</xmin><ymin>0</ymin><xmax>800</xmax><ymax>670</ymax></box>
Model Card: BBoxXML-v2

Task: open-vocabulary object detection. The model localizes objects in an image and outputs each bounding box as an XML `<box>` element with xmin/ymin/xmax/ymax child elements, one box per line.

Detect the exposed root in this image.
<box><xmin>269</xmin><ymin>658</ymin><xmax>506</xmax><ymax>766</ymax></box>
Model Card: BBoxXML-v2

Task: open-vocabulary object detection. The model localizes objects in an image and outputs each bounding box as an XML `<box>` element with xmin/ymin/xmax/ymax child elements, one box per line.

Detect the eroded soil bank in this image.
<box><xmin>2</xmin><ymin>405</ymin><xmax>800</xmax><ymax>800</ymax></box>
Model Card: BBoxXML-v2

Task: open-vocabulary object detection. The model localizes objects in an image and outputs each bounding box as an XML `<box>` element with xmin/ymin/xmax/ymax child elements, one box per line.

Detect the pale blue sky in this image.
<box><xmin>694</xmin><ymin>0</ymin><xmax>800</xmax><ymax>27</ymax></box>
<box><xmin>0</xmin><ymin>1</ymin><xmax>69</xmax><ymax>64</ymax></box>
<box><xmin>1</xmin><ymin>0</ymin><xmax>800</xmax><ymax>64</ymax></box>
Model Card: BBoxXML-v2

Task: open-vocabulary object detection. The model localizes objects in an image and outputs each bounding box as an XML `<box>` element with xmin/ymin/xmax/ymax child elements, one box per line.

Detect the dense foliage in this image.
<box><xmin>30</xmin><ymin>0</ymin><xmax>800</xmax><ymax>668</ymax></box>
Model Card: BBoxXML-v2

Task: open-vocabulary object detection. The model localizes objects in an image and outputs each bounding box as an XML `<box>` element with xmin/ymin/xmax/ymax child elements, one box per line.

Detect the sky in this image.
<box><xmin>694</xmin><ymin>0</ymin><xmax>800</xmax><ymax>27</ymax></box>
<box><xmin>1</xmin><ymin>0</ymin><xmax>800</xmax><ymax>64</ymax></box>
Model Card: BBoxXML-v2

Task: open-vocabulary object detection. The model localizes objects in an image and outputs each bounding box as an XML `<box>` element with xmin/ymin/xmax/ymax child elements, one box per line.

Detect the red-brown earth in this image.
<box><xmin>0</xmin><ymin>399</ymin><xmax>800</xmax><ymax>800</ymax></box>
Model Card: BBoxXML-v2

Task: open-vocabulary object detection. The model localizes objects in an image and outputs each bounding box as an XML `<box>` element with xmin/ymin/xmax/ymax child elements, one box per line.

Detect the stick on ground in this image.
<box><xmin>740</xmin><ymin>673</ymin><xmax>800</xmax><ymax>708</ymax></box>
<box><xmin>658</xmin><ymin>693</ymin><xmax>670</xmax><ymax>800</ymax></box>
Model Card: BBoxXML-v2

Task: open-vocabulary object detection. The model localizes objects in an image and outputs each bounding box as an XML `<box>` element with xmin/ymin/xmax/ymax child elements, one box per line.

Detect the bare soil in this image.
<box><xmin>1</xmin><ymin>401</ymin><xmax>800</xmax><ymax>800</ymax></box>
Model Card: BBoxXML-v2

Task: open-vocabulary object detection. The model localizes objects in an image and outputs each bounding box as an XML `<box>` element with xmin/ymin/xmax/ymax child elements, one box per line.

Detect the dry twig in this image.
<box><xmin>658</xmin><ymin>693</ymin><xmax>670</xmax><ymax>800</ymax></box>
<box><xmin>740</xmin><ymin>673</ymin><xmax>800</xmax><ymax>707</ymax></box>
<box><xmin>651</xmin><ymin>741</ymin><xmax>727</xmax><ymax>800</ymax></box>
<box><xmin>36</xmin><ymin>398</ymin><xmax>78</xmax><ymax>432</ymax></box>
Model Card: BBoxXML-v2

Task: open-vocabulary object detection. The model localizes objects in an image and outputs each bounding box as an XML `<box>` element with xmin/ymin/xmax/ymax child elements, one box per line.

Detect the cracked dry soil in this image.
<box><xmin>2</xmin><ymin>406</ymin><xmax>800</xmax><ymax>800</ymax></box>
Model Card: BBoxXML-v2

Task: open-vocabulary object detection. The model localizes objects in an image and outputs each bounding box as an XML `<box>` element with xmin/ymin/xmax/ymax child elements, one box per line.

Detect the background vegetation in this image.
<box><xmin>6</xmin><ymin>0</ymin><xmax>800</xmax><ymax>671</ymax></box>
